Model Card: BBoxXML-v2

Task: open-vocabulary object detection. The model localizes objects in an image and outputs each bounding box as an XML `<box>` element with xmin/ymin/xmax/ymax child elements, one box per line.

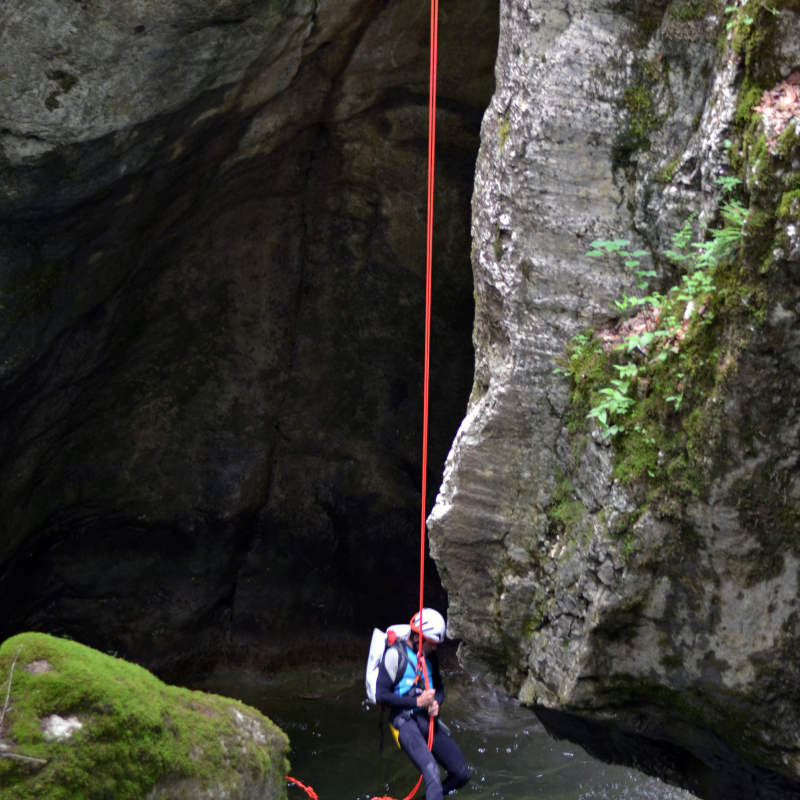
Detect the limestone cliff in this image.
<box><xmin>0</xmin><ymin>0</ymin><xmax>498</xmax><ymax>669</ymax></box>
<box><xmin>429</xmin><ymin>0</ymin><xmax>800</xmax><ymax>797</ymax></box>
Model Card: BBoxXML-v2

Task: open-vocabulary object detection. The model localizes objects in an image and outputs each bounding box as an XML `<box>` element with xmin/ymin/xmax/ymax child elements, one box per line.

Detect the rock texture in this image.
<box><xmin>0</xmin><ymin>0</ymin><xmax>498</xmax><ymax>669</ymax></box>
<box><xmin>429</xmin><ymin>0</ymin><xmax>800</xmax><ymax>797</ymax></box>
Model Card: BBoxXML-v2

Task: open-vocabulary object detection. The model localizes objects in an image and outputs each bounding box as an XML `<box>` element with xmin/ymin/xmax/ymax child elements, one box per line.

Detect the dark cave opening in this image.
<box><xmin>0</xmin><ymin>0</ymin><xmax>500</xmax><ymax>675</ymax></box>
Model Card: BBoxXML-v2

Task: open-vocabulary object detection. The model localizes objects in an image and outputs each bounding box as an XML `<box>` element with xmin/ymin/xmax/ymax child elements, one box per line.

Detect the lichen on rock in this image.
<box><xmin>0</xmin><ymin>632</ymin><xmax>288</xmax><ymax>799</ymax></box>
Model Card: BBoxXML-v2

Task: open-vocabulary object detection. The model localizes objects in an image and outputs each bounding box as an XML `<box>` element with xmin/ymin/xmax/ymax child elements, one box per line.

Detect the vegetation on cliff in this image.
<box><xmin>556</xmin><ymin>0</ymin><xmax>799</xmax><ymax>527</ymax></box>
<box><xmin>559</xmin><ymin>177</ymin><xmax>748</xmax><ymax>493</ymax></box>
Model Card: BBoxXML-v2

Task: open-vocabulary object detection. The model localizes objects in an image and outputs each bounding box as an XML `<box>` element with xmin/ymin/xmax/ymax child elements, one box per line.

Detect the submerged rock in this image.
<box><xmin>0</xmin><ymin>632</ymin><xmax>288</xmax><ymax>799</ymax></box>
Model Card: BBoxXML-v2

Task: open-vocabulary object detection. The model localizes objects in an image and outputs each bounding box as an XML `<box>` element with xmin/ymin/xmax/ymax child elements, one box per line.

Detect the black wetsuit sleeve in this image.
<box><xmin>375</xmin><ymin>659</ymin><xmax>418</xmax><ymax>709</ymax></box>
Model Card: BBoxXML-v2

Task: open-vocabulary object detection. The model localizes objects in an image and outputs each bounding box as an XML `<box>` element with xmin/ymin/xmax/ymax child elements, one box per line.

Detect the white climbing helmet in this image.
<box><xmin>409</xmin><ymin>608</ymin><xmax>447</xmax><ymax>643</ymax></box>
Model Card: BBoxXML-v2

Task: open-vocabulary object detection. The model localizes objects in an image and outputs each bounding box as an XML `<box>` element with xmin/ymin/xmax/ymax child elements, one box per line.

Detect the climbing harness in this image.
<box><xmin>287</xmin><ymin>0</ymin><xmax>440</xmax><ymax>796</ymax></box>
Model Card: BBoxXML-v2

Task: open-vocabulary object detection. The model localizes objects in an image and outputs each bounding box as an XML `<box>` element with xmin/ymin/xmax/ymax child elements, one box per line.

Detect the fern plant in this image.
<box><xmin>561</xmin><ymin>177</ymin><xmax>747</xmax><ymax>440</ymax></box>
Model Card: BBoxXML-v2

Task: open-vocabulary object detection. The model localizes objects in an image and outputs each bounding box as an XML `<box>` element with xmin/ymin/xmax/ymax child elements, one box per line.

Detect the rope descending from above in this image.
<box><xmin>287</xmin><ymin>0</ymin><xmax>440</xmax><ymax>796</ymax></box>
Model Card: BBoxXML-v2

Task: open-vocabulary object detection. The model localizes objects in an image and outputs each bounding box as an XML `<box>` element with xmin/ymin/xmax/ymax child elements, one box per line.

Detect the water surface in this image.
<box><xmin>190</xmin><ymin>665</ymin><xmax>697</xmax><ymax>800</ymax></box>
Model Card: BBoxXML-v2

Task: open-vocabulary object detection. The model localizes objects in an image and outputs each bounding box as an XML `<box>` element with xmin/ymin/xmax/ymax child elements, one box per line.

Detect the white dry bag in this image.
<box><xmin>365</xmin><ymin>623</ymin><xmax>410</xmax><ymax>703</ymax></box>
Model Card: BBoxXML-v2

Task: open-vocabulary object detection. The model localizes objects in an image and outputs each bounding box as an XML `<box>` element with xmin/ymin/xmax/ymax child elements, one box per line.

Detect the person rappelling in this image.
<box><xmin>291</xmin><ymin>0</ymin><xmax>461</xmax><ymax>797</ymax></box>
<box><xmin>374</xmin><ymin>609</ymin><xmax>471</xmax><ymax>800</ymax></box>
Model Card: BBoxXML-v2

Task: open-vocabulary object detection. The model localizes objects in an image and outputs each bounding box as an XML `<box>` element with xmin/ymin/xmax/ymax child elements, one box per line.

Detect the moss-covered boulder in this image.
<box><xmin>0</xmin><ymin>633</ymin><xmax>289</xmax><ymax>799</ymax></box>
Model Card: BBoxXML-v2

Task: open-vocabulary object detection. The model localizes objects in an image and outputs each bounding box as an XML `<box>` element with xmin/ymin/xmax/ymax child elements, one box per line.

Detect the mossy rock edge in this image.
<box><xmin>0</xmin><ymin>633</ymin><xmax>289</xmax><ymax>800</ymax></box>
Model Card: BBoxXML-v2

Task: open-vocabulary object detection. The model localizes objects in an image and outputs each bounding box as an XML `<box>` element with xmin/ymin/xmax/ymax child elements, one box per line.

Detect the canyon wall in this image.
<box><xmin>429</xmin><ymin>0</ymin><xmax>800</xmax><ymax>797</ymax></box>
<box><xmin>0</xmin><ymin>0</ymin><xmax>498</xmax><ymax>670</ymax></box>
<box><xmin>5</xmin><ymin>0</ymin><xmax>800</xmax><ymax>796</ymax></box>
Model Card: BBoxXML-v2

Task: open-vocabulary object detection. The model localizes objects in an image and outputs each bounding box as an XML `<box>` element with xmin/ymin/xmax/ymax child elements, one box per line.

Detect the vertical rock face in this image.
<box><xmin>429</xmin><ymin>0</ymin><xmax>800</xmax><ymax>797</ymax></box>
<box><xmin>0</xmin><ymin>0</ymin><xmax>498</xmax><ymax>668</ymax></box>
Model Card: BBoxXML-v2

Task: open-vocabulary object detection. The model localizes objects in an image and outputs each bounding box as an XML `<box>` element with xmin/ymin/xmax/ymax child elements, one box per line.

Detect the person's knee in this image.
<box><xmin>425</xmin><ymin>762</ymin><xmax>442</xmax><ymax>788</ymax></box>
<box><xmin>453</xmin><ymin>764</ymin><xmax>471</xmax><ymax>788</ymax></box>
<box><xmin>443</xmin><ymin>763</ymin><xmax>471</xmax><ymax>792</ymax></box>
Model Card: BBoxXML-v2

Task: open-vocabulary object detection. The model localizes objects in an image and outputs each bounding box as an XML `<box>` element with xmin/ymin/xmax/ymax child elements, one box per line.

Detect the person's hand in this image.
<box><xmin>416</xmin><ymin>689</ymin><xmax>436</xmax><ymax>709</ymax></box>
<box><xmin>428</xmin><ymin>699</ymin><xmax>439</xmax><ymax>717</ymax></box>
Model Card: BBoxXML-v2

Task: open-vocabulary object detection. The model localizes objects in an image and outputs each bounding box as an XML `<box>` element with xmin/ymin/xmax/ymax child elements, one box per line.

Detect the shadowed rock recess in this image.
<box><xmin>429</xmin><ymin>0</ymin><xmax>800</xmax><ymax>797</ymax></box>
<box><xmin>0</xmin><ymin>0</ymin><xmax>498</xmax><ymax>670</ymax></box>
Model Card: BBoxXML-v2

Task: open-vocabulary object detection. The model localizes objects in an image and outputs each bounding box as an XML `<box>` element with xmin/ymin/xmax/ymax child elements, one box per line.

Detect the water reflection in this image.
<box><xmin>188</xmin><ymin>665</ymin><xmax>696</xmax><ymax>800</ymax></box>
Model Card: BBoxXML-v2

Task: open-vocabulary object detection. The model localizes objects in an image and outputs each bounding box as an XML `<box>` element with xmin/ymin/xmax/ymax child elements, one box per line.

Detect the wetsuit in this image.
<box><xmin>375</xmin><ymin>642</ymin><xmax>471</xmax><ymax>800</ymax></box>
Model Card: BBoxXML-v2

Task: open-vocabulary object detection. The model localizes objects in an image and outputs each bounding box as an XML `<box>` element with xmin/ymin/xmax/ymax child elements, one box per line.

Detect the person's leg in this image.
<box><xmin>431</xmin><ymin>725</ymin><xmax>471</xmax><ymax>795</ymax></box>
<box><xmin>398</xmin><ymin>716</ymin><xmax>443</xmax><ymax>800</ymax></box>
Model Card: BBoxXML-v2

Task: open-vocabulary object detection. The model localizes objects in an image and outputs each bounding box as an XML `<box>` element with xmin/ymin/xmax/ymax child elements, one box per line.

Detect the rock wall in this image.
<box><xmin>429</xmin><ymin>0</ymin><xmax>800</xmax><ymax>797</ymax></box>
<box><xmin>0</xmin><ymin>0</ymin><xmax>498</xmax><ymax>670</ymax></box>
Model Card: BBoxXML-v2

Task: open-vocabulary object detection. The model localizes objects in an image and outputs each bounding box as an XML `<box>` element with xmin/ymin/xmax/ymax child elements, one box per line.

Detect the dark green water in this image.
<box><xmin>189</xmin><ymin>666</ymin><xmax>696</xmax><ymax>800</ymax></box>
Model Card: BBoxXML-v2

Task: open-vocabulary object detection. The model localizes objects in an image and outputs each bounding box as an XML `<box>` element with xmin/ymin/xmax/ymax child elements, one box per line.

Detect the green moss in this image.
<box><xmin>654</xmin><ymin>153</ymin><xmax>682</xmax><ymax>184</ymax></box>
<box><xmin>621</xmin><ymin>533</ymin><xmax>638</xmax><ymax>559</ymax></box>
<box><xmin>552</xmin><ymin>498</ymin><xmax>589</xmax><ymax>532</ymax></box>
<box><xmin>728</xmin><ymin>0</ymin><xmax>786</xmax><ymax>64</ymax></box>
<box><xmin>612</xmin><ymin>253</ymin><xmax>759</xmax><ymax>494</ymax></box>
<box><xmin>613</xmin><ymin>58</ymin><xmax>669</xmax><ymax>170</ymax></box>
<box><xmin>498</xmin><ymin>115</ymin><xmax>511</xmax><ymax>152</ymax></box>
<box><xmin>599</xmin><ymin>673</ymin><xmax>758</xmax><ymax>752</ymax></box>
<box><xmin>623</xmin><ymin>85</ymin><xmax>658</xmax><ymax>139</ymax></box>
<box><xmin>639</xmin><ymin>16</ymin><xmax>659</xmax><ymax>39</ymax></box>
<box><xmin>521</xmin><ymin>599</ymin><xmax>551</xmax><ymax>639</ymax></box>
<box><xmin>641</xmin><ymin>61</ymin><xmax>661</xmax><ymax>83</ymax></box>
<box><xmin>545</xmin><ymin>474</ymin><xmax>590</xmax><ymax>545</ymax></box>
<box><xmin>735</xmin><ymin>82</ymin><xmax>765</xmax><ymax>128</ymax></box>
<box><xmin>745</xmin><ymin>207</ymin><xmax>774</xmax><ymax>235</ymax></box>
<box><xmin>560</xmin><ymin>331</ymin><xmax>610</xmax><ymax>437</ymax></box>
<box><xmin>667</xmin><ymin>0</ymin><xmax>713</xmax><ymax>21</ymax></box>
<box><xmin>774</xmin><ymin>118</ymin><xmax>800</xmax><ymax>159</ymax></box>
<box><xmin>747</xmin><ymin>134</ymin><xmax>772</xmax><ymax>187</ymax></box>
<box><xmin>0</xmin><ymin>633</ymin><xmax>289</xmax><ymax>800</ymax></box>
<box><xmin>493</xmin><ymin>236</ymin><xmax>502</xmax><ymax>262</ymax></box>
<box><xmin>777</xmin><ymin>189</ymin><xmax>800</xmax><ymax>221</ymax></box>
<box><xmin>493</xmin><ymin>223</ymin><xmax>503</xmax><ymax>262</ymax></box>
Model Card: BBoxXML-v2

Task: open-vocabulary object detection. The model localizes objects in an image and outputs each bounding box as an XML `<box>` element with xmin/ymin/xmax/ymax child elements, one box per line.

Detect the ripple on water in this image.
<box><xmin>186</xmin><ymin>666</ymin><xmax>697</xmax><ymax>800</ymax></box>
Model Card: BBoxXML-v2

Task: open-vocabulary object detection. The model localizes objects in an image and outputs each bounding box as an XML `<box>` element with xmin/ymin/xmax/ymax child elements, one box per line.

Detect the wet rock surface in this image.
<box><xmin>429</xmin><ymin>0</ymin><xmax>800</xmax><ymax>797</ymax></box>
<box><xmin>0</xmin><ymin>0</ymin><xmax>499</xmax><ymax>670</ymax></box>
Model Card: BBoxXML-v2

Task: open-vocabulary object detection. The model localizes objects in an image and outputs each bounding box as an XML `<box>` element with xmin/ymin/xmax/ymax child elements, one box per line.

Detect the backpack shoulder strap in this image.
<box><xmin>395</xmin><ymin>640</ymin><xmax>409</xmax><ymax>687</ymax></box>
<box><xmin>385</xmin><ymin>639</ymin><xmax>409</xmax><ymax>689</ymax></box>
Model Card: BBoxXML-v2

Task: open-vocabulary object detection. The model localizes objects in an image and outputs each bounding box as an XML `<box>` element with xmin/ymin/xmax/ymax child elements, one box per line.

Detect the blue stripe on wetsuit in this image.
<box><xmin>394</xmin><ymin>645</ymin><xmax>433</xmax><ymax>711</ymax></box>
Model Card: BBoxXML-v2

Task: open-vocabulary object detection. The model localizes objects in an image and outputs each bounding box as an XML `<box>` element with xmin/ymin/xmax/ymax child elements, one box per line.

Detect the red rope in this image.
<box><xmin>420</xmin><ymin>0</ymin><xmax>439</xmax><ymax>625</ymax></box>
<box><xmin>288</xmin><ymin>2</ymin><xmax>439</xmax><ymax>800</ymax></box>
<box><xmin>418</xmin><ymin>0</ymin><xmax>439</xmax><ymax>769</ymax></box>
<box><xmin>286</xmin><ymin>777</ymin><xmax>319</xmax><ymax>800</ymax></box>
